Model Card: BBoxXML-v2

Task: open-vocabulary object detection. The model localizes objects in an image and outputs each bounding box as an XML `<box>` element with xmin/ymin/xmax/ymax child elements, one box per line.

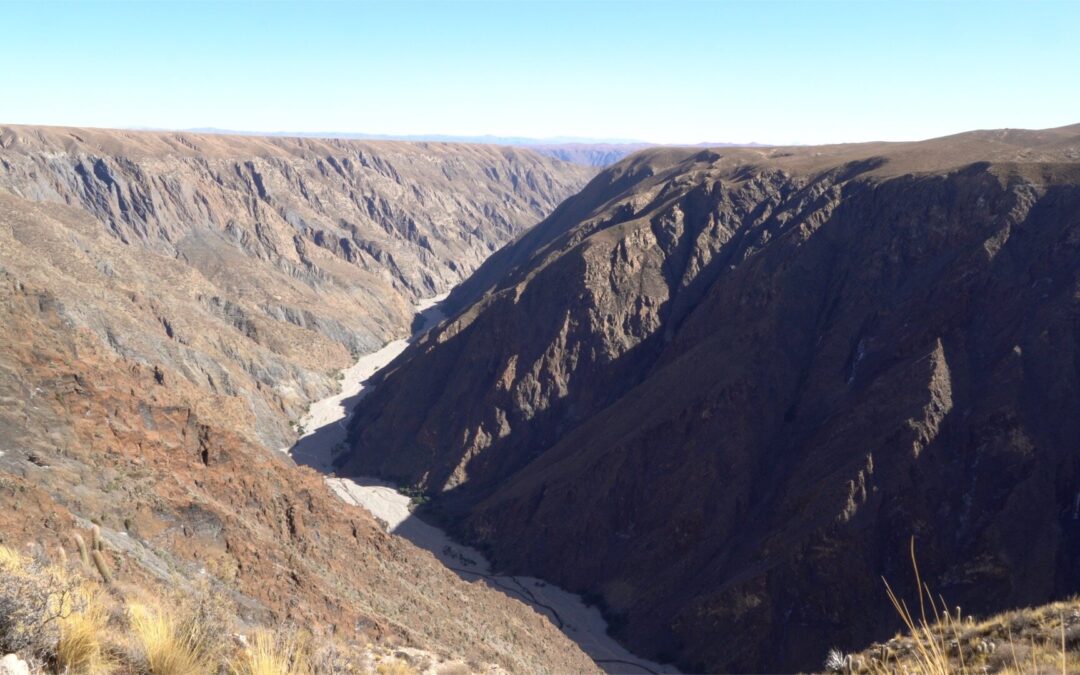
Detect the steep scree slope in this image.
<box><xmin>341</xmin><ymin>125</ymin><xmax>1080</xmax><ymax>672</ymax></box>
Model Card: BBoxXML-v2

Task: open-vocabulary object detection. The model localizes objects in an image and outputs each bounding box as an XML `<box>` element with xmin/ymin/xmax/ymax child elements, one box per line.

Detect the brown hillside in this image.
<box><xmin>0</xmin><ymin>126</ymin><xmax>597</xmax><ymax>672</ymax></box>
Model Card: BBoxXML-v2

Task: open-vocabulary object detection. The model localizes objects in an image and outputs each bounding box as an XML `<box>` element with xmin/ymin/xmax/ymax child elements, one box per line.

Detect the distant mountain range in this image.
<box><xmin>183</xmin><ymin>128</ymin><xmax>649</xmax><ymax>146</ymax></box>
<box><xmin>179</xmin><ymin>128</ymin><xmax>766</xmax><ymax>166</ymax></box>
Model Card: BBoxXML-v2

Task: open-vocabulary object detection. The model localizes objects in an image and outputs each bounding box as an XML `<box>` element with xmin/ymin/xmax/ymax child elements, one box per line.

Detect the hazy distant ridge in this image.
<box><xmin>180</xmin><ymin>127</ymin><xmax>765</xmax><ymax>166</ymax></box>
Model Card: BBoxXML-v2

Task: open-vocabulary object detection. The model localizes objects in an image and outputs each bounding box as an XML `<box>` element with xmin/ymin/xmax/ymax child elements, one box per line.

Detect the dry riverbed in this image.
<box><xmin>288</xmin><ymin>295</ymin><xmax>676</xmax><ymax>675</ymax></box>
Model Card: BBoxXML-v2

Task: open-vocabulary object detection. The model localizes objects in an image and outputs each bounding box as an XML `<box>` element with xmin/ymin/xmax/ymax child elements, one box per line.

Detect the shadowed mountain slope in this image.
<box><xmin>341</xmin><ymin>124</ymin><xmax>1080</xmax><ymax>672</ymax></box>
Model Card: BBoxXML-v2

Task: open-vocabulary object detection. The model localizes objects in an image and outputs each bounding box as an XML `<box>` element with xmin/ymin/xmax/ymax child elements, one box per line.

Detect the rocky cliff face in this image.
<box><xmin>342</xmin><ymin>125</ymin><xmax>1080</xmax><ymax>672</ymax></box>
<box><xmin>0</xmin><ymin>125</ymin><xmax>591</xmax><ymax>449</ymax></box>
<box><xmin>0</xmin><ymin>126</ymin><xmax>597</xmax><ymax>672</ymax></box>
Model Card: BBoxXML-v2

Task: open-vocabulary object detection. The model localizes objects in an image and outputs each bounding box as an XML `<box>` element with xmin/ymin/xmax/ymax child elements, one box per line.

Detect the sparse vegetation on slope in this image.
<box><xmin>821</xmin><ymin>541</ymin><xmax>1078</xmax><ymax>674</ymax></box>
<box><xmin>0</xmin><ymin>543</ymin><xmax>482</xmax><ymax>674</ymax></box>
<box><xmin>833</xmin><ymin>592</ymin><xmax>1080</xmax><ymax>674</ymax></box>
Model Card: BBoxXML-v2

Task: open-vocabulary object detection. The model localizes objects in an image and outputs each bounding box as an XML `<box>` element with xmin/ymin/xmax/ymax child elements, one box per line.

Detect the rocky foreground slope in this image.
<box><xmin>341</xmin><ymin>125</ymin><xmax>1080</xmax><ymax>671</ymax></box>
<box><xmin>0</xmin><ymin>126</ymin><xmax>596</xmax><ymax>671</ymax></box>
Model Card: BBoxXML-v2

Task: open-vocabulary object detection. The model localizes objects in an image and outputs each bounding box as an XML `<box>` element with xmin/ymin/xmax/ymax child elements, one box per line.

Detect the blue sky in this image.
<box><xmin>2</xmin><ymin>1</ymin><xmax>1078</xmax><ymax>145</ymax></box>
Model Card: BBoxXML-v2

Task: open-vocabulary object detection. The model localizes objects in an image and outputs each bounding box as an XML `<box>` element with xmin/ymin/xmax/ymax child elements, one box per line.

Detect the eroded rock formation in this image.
<box><xmin>0</xmin><ymin>125</ymin><xmax>591</xmax><ymax>448</ymax></box>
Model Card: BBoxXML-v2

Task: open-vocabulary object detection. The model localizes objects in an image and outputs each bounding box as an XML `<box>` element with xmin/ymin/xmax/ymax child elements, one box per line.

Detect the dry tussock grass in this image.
<box><xmin>127</xmin><ymin>602</ymin><xmax>217</xmax><ymax>675</ymax></box>
<box><xmin>55</xmin><ymin>585</ymin><xmax>115</xmax><ymax>674</ymax></box>
<box><xmin>828</xmin><ymin>539</ymin><xmax>1078</xmax><ymax>674</ymax></box>
<box><xmin>0</xmin><ymin>542</ymin><xmax>385</xmax><ymax>674</ymax></box>
<box><xmin>229</xmin><ymin>629</ymin><xmax>314</xmax><ymax>675</ymax></box>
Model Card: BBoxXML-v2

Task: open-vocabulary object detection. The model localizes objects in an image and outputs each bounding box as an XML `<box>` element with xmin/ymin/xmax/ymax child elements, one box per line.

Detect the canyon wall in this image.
<box><xmin>342</xmin><ymin>125</ymin><xmax>1080</xmax><ymax>671</ymax></box>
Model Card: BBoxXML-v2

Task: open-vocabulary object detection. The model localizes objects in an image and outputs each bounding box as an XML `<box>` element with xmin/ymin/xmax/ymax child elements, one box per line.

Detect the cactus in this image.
<box><xmin>73</xmin><ymin>533</ymin><xmax>91</xmax><ymax>570</ymax></box>
<box><xmin>91</xmin><ymin>549</ymin><xmax>113</xmax><ymax>584</ymax></box>
<box><xmin>91</xmin><ymin>523</ymin><xmax>102</xmax><ymax>551</ymax></box>
<box><xmin>57</xmin><ymin>545</ymin><xmax>68</xmax><ymax>567</ymax></box>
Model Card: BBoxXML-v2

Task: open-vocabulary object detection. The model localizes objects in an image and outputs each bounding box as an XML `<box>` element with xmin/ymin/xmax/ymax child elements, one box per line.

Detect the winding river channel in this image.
<box><xmin>287</xmin><ymin>295</ymin><xmax>676</xmax><ymax>675</ymax></box>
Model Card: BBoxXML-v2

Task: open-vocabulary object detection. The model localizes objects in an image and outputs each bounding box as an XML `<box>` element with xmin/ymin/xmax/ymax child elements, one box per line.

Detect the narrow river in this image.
<box><xmin>287</xmin><ymin>295</ymin><xmax>677</xmax><ymax>675</ymax></box>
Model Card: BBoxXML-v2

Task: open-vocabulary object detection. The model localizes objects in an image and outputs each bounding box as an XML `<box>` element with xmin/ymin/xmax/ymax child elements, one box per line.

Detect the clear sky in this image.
<box><xmin>2</xmin><ymin>0</ymin><xmax>1078</xmax><ymax>145</ymax></box>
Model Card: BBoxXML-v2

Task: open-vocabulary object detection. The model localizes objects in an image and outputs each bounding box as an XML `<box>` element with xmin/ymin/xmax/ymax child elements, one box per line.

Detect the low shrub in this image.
<box><xmin>0</xmin><ymin>545</ymin><xmax>77</xmax><ymax>657</ymax></box>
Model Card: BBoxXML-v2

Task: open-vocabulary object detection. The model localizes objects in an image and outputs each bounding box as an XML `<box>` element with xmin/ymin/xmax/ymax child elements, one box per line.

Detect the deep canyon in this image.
<box><xmin>3</xmin><ymin>122</ymin><xmax>1080</xmax><ymax>674</ymax></box>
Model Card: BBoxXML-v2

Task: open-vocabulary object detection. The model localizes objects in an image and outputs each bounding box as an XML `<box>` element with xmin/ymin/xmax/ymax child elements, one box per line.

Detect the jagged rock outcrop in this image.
<box><xmin>342</xmin><ymin>125</ymin><xmax>1080</xmax><ymax>672</ymax></box>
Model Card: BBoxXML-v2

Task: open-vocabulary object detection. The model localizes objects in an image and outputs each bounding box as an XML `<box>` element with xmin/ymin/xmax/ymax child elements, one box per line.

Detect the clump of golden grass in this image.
<box><xmin>374</xmin><ymin>657</ymin><xmax>418</xmax><ymax>675</ymax></box>
<box><xmin>127</xmin><ymin>602</ymin><xmax>215</xmax><ymax>675</ymax></box>
<box><xmin>0</xmin><ymin>544</ymin><xmax>24</xmax><ymax>569</ymax></box>
<box><xmin>229</xmin><ymin>628</ymin><xmax>375</xmax><ymax>675</ymax></box>
<box><xmin>122</xmin><ymin>572</ymin><xmax>237</xmax><ymax>674</ymax></box>
<box><xmin>55</xmin><ymin>586</ymin><xmax>115</xmax><ymax>674</ymax></box>
<box><xmin>229</xmin><ymin>630</ymin><xmax>312</xmax><ymax>675</ymax></box>
<box><xmin>875</xmin><ymin>538</ymin><xmax>964</xmax><ymax>675</ymax></box>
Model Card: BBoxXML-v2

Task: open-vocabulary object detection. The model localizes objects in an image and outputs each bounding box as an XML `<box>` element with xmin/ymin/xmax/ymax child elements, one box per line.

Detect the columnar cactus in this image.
<box><xmin>91</xmin><ymin>549</ymin><xmax>113</xmax><ymax>585</ymax></box>
<box><xmin>73</xmin><ymin>533</ymin><xmax>91</xmax><ymax>570</ymax></box>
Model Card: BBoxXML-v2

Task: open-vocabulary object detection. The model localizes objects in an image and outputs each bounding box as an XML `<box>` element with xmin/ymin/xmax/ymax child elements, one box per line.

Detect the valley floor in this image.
<box><xmin>287</xmin><ymin>296</ymin><xmax>676</xmax><ymax>675</ymax></box>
